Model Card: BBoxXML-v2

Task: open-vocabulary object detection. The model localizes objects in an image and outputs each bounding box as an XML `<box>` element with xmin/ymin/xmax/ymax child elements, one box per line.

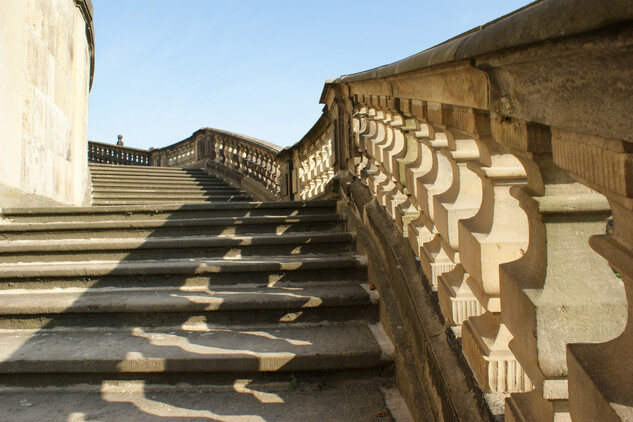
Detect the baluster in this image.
<box><xmin>310</xmin><ymin>143</ymin><xmax>320</xmax><ymax>197</ymax></box>
<box><xmin>300</xmin><ymin>157</ymin><xmax>310</xmax><ymax>199</ymax></box>
<box><xmin>372</xmin><ymin>112</ymin><xmax>398</xmax><ymax>208</ymax></box>
<box><xmin>396</xmin><ymin>118</ymin><xmax>435</xmax><ymax>237</ymax></box>
<box><xmin>362</xmin><ymin>109</ymin><xmax>387</xmax><ymax>195</ymax></box>
<box><xmin>413</xmin><ymin>127</ymin><xmax>455</xmax><ymax>288</ymax></box>
<box><xmin>402</xmin><ymin>123</ymin><xmax>435</xmax><ymax>248</ymax></box>
<box><xmin>408</xmin><ymin>129</ymin><xmax>452</xmax><ymax>266</ymax></box>
<box><xmin>380</xmin><ymin>112</ymin><xmax>409</xmax><ymax>218</ymax></box>
<box><xmin>438</xmin><ymin>140</ymin><xmax>521</xmax><ymax>326</ymax></box>
<box><xmin>444</xmin><ymin>138</ymin><xmax>531</xmax><ymax>394</ymax></box>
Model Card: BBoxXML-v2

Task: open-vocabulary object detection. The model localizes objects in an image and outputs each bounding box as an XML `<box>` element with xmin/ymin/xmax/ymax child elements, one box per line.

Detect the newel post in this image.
<box><xmin>321</xmin><ymin>82</ymin><xmax>353</xmax><ymax>178</ymax></box>
<box><xmin>149</xmin><ymin>149</ymin><xmax>160</xmax><ymax>166</ymax></box>
<box><xmin>276</xmin><ymin>148</ymin><xmax>293</xmax><ymax>201</ymax></box>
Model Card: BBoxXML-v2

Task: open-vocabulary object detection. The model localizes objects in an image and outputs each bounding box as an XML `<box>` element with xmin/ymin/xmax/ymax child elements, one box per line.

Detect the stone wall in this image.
<box><xmin>0</xmin><ymin>0</ymin><xmax>94</xmax><ymax>208</ymax></box>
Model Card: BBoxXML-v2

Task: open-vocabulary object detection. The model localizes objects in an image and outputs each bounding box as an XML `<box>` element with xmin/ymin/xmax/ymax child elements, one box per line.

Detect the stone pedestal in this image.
<box><xmin>566</xmin><ymin>198</ymin><xmax>633</xmax><ymax>421</ymax></box>
<box><xmin>395</xmin><ymin>200</ymin><xmax>420</xmax><ymax>238</ymax></box>
<box><xmin>438</xmin><ymin>265</ymin><xmax>484</xmax><ymax>325</ymax></box>
<box><xmin>419</xmin><ymin>235</ymin><xmax>458</xmax><ymax>290</ymax></box>
<box><xmin>462</xmin><ymin>312</ymin><xmax>532</xmax><ymax>393</ymax></box>
<box><xmin>500</xmin><ymin>176</ymin><xmax>626</xmax><ymax>420</ymax></box>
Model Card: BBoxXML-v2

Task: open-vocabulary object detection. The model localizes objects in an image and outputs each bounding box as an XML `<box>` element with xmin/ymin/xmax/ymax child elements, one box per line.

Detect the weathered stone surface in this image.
<box><xmin>0</xmin><ymin>0</ymin><xmax>92</xmax><ymax>207</ymax></box>
<box><xmin>0</xmin><ymin>380</ymin><xmax>400</xmax><ymax>422</ymax></box>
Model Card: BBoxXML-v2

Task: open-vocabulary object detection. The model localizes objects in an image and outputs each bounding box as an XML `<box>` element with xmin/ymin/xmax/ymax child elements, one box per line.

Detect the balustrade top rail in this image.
<box><xmin>336</xmin><ymin>0</ymin><xmax>632</xmax><ymax>84</ymax></box>
<box><xmin>89</xmin><ymin>128</ymin><xmax>292</xmax><ymax>199</ymax></box>
<box><xmin>88</xmin><ymin>141</ymin><xmax>151</xmax><ymax>166</ymax></box>
<box><xmin>206</xmin><ymin>128</ymin><xmax>283</xmax><ymax>155</ymax></box>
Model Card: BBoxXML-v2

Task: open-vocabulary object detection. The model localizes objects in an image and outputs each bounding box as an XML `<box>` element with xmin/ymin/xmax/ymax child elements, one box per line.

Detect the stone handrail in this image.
<box><xmin>274</xmin><ymin>1</ymin><xmax>632</xmax><ymax>419</ymax></box>
<box><xmin>298</xmin><ymin>1</ymin><xmax>632</xmax><ymax>420</ymax></box>
<box><xmin>88</xmin><ymin>141</ymin><xmax>151</xmax><ymax>166</ymax></box>
<box><xmin>86</xmin><ymin>2</ymin><xmax>633</xmax><ymax>418</ymax></box>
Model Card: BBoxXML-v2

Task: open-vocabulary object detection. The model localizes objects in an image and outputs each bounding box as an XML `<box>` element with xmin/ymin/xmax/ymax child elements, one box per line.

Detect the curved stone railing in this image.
<box><xmin>226</xmin><ymin>1</ymin><xmax>629</xmax><ymax>419</ymax></box>
<box><xmin>88</xmin><ymin>141</ymin><xmax>151</xmax><ymax>166</ymax></box>
<box><xmin>204</xmin><ymin>128</ymin><xmax>283</xmax><ymax>198</ymax></box>
<box><xmin>291</xmin><ymin>115</ymin><xmax>335</xmax><ymax>200</ymax></box>
<box><xmin>142</xmin><ymin>128</ymin><xmax>285</xmax><ymax>201</ymax></box>
<box><xmin>299</xmin><ymin>2</ymin><xmax>632</xmax><ymax>420</ymax></box>
<box><xmin>87</xmin><ymin>2</ymin><xmax>632</xmax><ymax>419</ymax></box>
<box><xmin>92</xmin><ymin>121</ymin><xmax>337</xmax><ymax>202</ymax></box>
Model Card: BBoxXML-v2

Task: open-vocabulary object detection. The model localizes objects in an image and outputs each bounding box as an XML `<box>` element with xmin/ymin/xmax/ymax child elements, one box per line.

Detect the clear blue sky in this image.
<box><xmin>88</xmin><ymin>0</ymin><xmax>532</xmax><ymax>149</ymax></box>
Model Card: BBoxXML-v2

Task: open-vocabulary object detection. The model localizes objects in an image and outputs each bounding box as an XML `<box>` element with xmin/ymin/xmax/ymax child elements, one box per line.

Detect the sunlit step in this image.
<box><xmin>0</xmin><ymin>283</ymin><xmax>378</xmax><ymax>329</ymax></box>
<box><xmin>0</xmin><ymin>323</ymin><xmax>393</xmax><ymax>374</ymax></box>
<box><xmin>0</xmin><ymin>214</ymin><xmax>347</xmax><ymax>240</ymax></box>
<box><xmin>0</xmin><ymin>200</ymin><xmax>339</xmax><ymax>222</ymax></box>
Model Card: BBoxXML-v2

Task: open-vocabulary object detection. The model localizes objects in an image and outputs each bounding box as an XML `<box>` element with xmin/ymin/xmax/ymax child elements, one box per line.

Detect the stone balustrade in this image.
<box><xmin>87</xmin><ymin>2</ymin><xmax>632</xmax><ymax>419</ymax></box>
<box><xmin>205</xmin><ymin>129</ymin><xmax>282</xmax><ymax>197</ymax></box>
<box><xmin>91</xmin><ymin>128</ymin><xmax>285</xmax><ymax>201</ymax></box>
<box><xmin>289</xmin><ymin>2</ymin><xmax>632</xmax><ymax>419</ymax></box>
<box><xmin>163</xmin><ymin>137</ymin><xmax>196</xmax><ymax>167</ymax></box>
<box><xmin>88</xmin><ymin>141</ymin><xmax>151</xmax><ymax>166</ymax></box>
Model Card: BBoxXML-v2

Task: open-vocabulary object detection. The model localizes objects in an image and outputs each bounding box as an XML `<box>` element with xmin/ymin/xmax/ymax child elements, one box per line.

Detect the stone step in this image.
<box><xmin>0</xmin><ymin>201</ymin><xmax>339</xmax><ymax>222</ymax></box>
<box><xmin>91</xmin><ymin>196</ymin><xmax>251</xmax><ymax>206</ymax></box>
<box><xmin>91</xmin><ymin>178</ymin><xmax>226</xmax><ymax>187</ymax></box>
<box><xmin>91</xmin><ymin>190</ymin><xmax>245</xmax><ymax>199</ymax></box>
<box><xmin>89</xmin><ymin>165</ymin><xmax>210</xmax><ymax>175</ymax></box>
<box><xmin>0</xmin><ymin>378</ymin><xmax>399</xmax><ymax>421</ymax></box>
<box><xmin>0</xmin><ymin>214</ymin><xmax>346</xmax><ymax>240</ymax></box>
<box><xmin>89</xmin><ymin>171</ymin><xmax>221</xmax><ymax>180</ymax></box>
<box><xmin>88</xmin><ymin>164</ymin><xmax>210</xmax><ymax>171</ymax></box>
<box><xmin>88</xmin><ymin>163</ymin><xmax>198</xmax><ymax>172</ymax></box>
<box><xmin>0</xmin><ymin>255</ymin><xmax>368</xmax><ymax>289</ymax></box>
<box><xmin>0</xmin><ymin>323</ymin><xmax>392</xmax><ymax>375</ymax></box>
<box><xmin>0</xmin><ymin>232</ymin><xmax>356</xmax><ymax>263</ymax></box>
<box><xmin>0</xmin><ymin>283</ymin><xmax>378</xmax><ymax>329</ymax></box>
<box><xmin>90</xmin><ymin>177</ymin><xmax>226</xmax><ymax>187</ymax></box>
<box><xmin>91</xmin><ymin>181</ymin><xmax>233</xmax><ymax>189</ymax></box>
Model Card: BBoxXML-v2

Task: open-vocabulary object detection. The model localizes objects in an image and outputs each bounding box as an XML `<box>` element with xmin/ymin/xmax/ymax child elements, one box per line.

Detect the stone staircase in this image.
<box><xmin>0</xmin><ymin>165</ymin><xmax>402</xmax><ymax>421</ymax></box>
<box><xmin>89</xmin><ymin>163</ymin><xmax>250</xmax><ymax>205</ymax></box>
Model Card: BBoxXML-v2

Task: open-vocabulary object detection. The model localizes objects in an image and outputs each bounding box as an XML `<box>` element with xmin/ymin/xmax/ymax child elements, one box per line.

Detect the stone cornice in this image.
<box><xmin>335</xmin><ymin>0</ymin><xmax>633</xmax><ymax>84</ymax></box>
<box><xmin>73</xmin><ymin>0</ymin><xmax>95</xmax><ymax>90</ymax></box>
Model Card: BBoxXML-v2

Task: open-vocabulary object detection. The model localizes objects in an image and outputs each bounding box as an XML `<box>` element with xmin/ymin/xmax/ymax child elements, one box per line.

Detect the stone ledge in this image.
<box><xmin>340</xmin><ymin>177</ymin><xmax>494</xmax><ymax>421</ymax></box>
<box><xmin>0</xmin><ymin>184</ymin><xmax>68</xmax><ymax>213</ymax></box>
